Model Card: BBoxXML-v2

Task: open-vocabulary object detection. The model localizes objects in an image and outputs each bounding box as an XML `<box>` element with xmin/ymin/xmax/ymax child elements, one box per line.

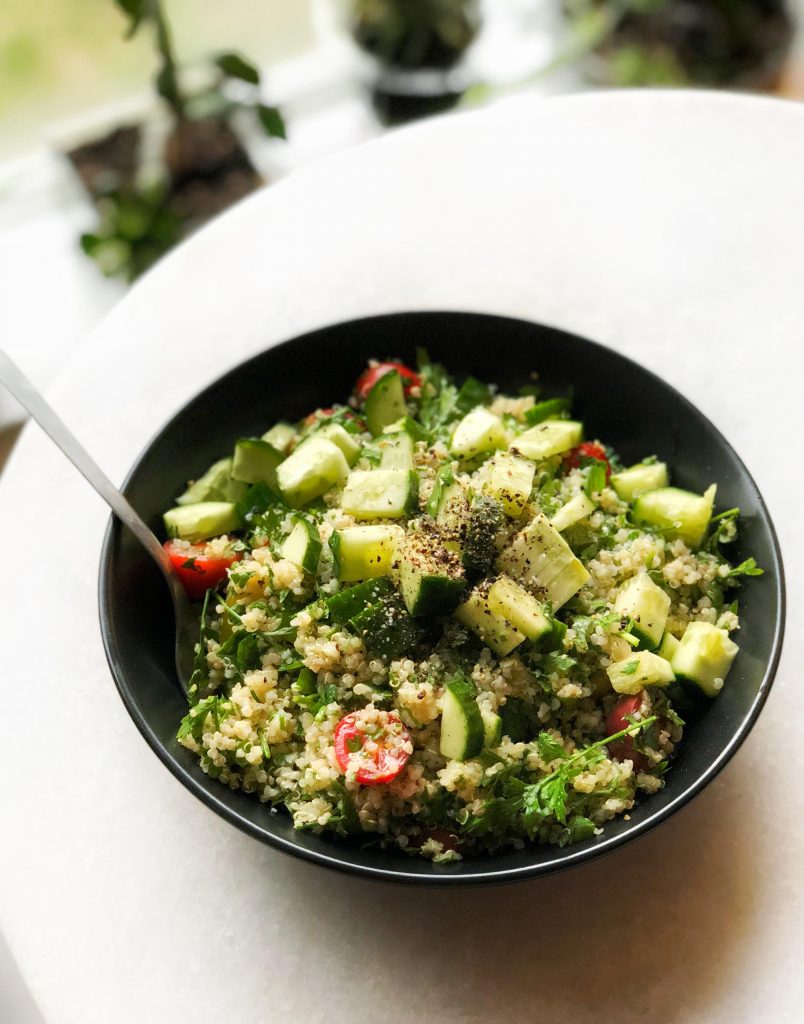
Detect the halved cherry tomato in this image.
<box><xmin>334</xmin><ymin>709</ymin><xmax>412</xmax><ymax>786</ymax></box>
<box><xmin>564</xmin><ymin>441</ymin><xmax>611</xmax><ymax>481</ymax></box>
<box><xmin>354</xmin><ymin>361</ymin><xmax>421</xmax><ymax>400</ymax></box>
<box><xmin>605</xmin><ymin>694</ymin><xmax>648</xmax><ymax>771</ymax></box>
<box><xmin>164</xmin><ymin>539</ymin><xmax>241</xmax><ymax>600</ymax></box>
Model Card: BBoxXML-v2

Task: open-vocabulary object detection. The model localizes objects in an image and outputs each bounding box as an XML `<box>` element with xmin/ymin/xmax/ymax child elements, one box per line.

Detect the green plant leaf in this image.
<box><xmin>114</xmin><ymin>0</ymin><xmax>148</xmax><ymax>37</ymax></box>
<box><xmin>256</xmin><ymin>104</ymin><xmax>287</xmax><ymax>140</ymax></box>
<box><xmin>215</xmin><ymin>52</ymin><xmax>261</xmax><ymax>85</ymax></box>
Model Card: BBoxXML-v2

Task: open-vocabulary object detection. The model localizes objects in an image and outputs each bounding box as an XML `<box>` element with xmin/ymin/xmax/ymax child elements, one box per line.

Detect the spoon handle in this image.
<box><xmin>0</xmin><ymin>350</ymin><xmax>170</xmax><ymax>573</ymax></box>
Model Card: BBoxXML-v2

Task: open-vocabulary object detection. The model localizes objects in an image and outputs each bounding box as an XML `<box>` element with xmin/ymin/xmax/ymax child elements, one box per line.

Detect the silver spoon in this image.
<box><xmin>0</xmin><ymin>350</ymin><xmax>197</xmax><ymax>694</ymax></box>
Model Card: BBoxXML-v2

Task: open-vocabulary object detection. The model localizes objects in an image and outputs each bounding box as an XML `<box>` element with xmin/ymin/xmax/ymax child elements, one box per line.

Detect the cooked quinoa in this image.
<box><xmin>164</xmin><ymin>355</ymin><xmax>761</xmax><ymax>861</ymax></box>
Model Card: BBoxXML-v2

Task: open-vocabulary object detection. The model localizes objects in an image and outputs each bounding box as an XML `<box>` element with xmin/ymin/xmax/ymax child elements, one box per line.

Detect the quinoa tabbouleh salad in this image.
<box><xmin>162</xmin><ymin>354</ymin><xmax>762</xmax><ymax>861</ymax></box>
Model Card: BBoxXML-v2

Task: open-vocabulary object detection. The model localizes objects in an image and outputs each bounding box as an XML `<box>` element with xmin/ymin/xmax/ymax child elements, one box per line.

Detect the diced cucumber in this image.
<box><xmin>511</xmin><ymin>420</ymin><xmax>583</xmax><ymax>461</ymax></box>
<box><xmin>670</xmin><ymin>621</ymin><xmax>739</xmax><ymax>698</ymax></box>
<box><xmin>262</xmin><ymin>421</ymin><xmax>296</xmax><ymax>453</ymax></box>
<box><xmin>550</xmin><ymin>493</ymin><xmax>597</xmax><ymax>532</ymax></box>
<box><xmin>487</xmin><ymin>575</ymin><xmax>552</xmax><ymax>643</ymax></box>
<box><xmin>482</xmin><ymin>452</ymin><xmax>535</xmax><ymax>517</ymax></box>
<box><xmin>232</xmin><ymin>438</ymin><xmax>284</xmax><ymax>489</ymax></box>
<box><xmin>327</xmin><ymin>577</ymin><xmax>394</xmax><ymax>624</ymax></box>
<box><xmin>632</xmin><ymin>485</ymin><xmax>716</xmax><ymax>548</ymax></box>
<box><xmin>481</xmin><ymin>706</ymin><xmax>503</xmax><ymax>748</ymax></box>
<box><xmin>396</xmin><ymin>530</ymin><xmax>466</xmax><ymax>617</ymax></box>
<box><xmin>615</xmin><ymin>574</ymin><xmax>671</xmax><ymax>650</ymax></box>
<box><xmin>309</xmin><ymin>422</ymin><xmax>361</xmax><ymax>466</ymax></box>
<box><xmin>280</xmin><ymin>517</ymin><xmax>322</xmax><ymax>574</ymax></box>
<box><xmin>497</xmin><ymin>513</ymin><xmax>590</xmax><ymax>609</ymax></box>
<box><xmin>365</xmin><ymin>370</ymin><xmax>407</xmax><ymax>437</ymax></box>
<box><xmin>276</xmin><ymin>437</ymin><xmax>350</xmax><ymax>508</ymax></box>
<box><xmin>439</xmin><ymin>675</ymin><xmax>485</xmax><ymax>761</ymax></box>
<box><xmin>656</xmin><ymin>631</ymin><xmax>680</xmax><ymax>661</ymax></box>
<box><xmin>340</xmin><ymin>469</ymin><xmax>418</xmax><ymax>519</ymax></box>
<box><xmin>611</xmin><ymin>461</ymin><xmax>668</xmax><ymax>502</ymax></box>
<box><xmin>450</xmin><ymin>408</ymin><xmax>507</xmax><ymax>460</ymax></box>
<box><xmin>546</xmin><ymin>562</ymin><xmax>593</xmax><ymax>610</ymax></box>
<box><xmin>329</xmin><ymin>525</ymin><xmax>401</xmax><ymax>581</ymax></box>
<box><xmin>176</xmin><ymin>457</ymin><xmax>245</xmax><ymax>506</ymax></box>
<box><xmin>455</xmin><ymin>584</ymin><xmax>525</xmax><ymax>656</ymax></box>
<box><xmin>378</xmin><ymin>431</ymin><xmax>415</xmax><ymax>470</ymax></box>
<box><xmin>163</xmin><ymin>501</ymin><xmax>242</xmax><ymax>542</ymax></box>
<box><xmin>384</xmin><ymin>416</ymin><xmax>428</xmax><ymax>442</ymax></box>
<box><xmin>434</xmin><ymin>481</ymin><xmax>469</xmax><ymax>535</ymax></box>
<box><xmin>607</xmin><ymin>651</ymin><xmax>675</xmax><ymax>694</ymax></box>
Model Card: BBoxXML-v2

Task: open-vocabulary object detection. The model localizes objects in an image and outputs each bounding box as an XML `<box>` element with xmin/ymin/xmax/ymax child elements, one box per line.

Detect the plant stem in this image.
<box><xmin>149</xmin><ymin>0</ymin><xmax>185</xmax><ymax>120</ymax></box>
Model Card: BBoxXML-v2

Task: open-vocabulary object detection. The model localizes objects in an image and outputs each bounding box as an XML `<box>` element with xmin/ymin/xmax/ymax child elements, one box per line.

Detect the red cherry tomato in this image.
<box><xmin>565</xmin><ymin>442</ymin><xmax>611</xmax><ymax>481</ymax></box>
<box><xmin>164</xmin><ymin>539</ymin><xmax>241</xmax><ymax>600</ymax></box>
<box><xmin>354</xmin><ymin>361</ymin><xmax>421</xmax><ymax>401</ymax></box>
<box><xmin>605</xmin><ymin>694</ymin><xmax>648</xmax><ymax>771</ymax></box>
<box><xmin>334</xmin><ymin>710</ymin><xmax>412</xmax><ymax>786</ymax></box>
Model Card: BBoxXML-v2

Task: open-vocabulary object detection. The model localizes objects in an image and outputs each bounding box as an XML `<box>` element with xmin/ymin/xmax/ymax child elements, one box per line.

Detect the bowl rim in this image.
<box><xmin>98</xmin><ymin>310</ymin><xmax>786</xmax><ymax>886</ymax></box>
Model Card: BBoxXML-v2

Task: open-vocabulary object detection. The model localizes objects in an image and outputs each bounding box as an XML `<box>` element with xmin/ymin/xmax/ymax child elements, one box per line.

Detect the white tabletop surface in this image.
<box><xmin>1</xmin><ymin>90</ymin><xmax>802</xmax><ymax>1024</ymax></box>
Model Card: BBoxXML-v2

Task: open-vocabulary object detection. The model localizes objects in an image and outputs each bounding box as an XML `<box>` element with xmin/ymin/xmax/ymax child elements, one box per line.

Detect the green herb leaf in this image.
<box><xmin>728</xmin><ymin>557</ymin><xmax>763</xmax><ymax>578</ymax></box>
<box><xmin>524</xmin><ymin>396</ymin><xmax>571</xmax><ymax>425</ymax></box>
<box><xmin>256</xmin><ymin>104</ymin><xmax>287</xmax><ymax>139</ymax></box>
<box><xmin>620</xmin><ymin>659</ymin><xmax>639</xmax><ymax>675</ymax></box>
<box><xmin>536</xmin><ymin>732</ymin><xmax>567</xmax><ymax>763</ymax></box>
<box><xmin>585</xmin><ymin>460</ymin><xmax>607</xmax><ymax>496</ymax></box>
<box><xmin>113</xmin><ymin>0</ymin><xmax>147</xmax><ymax>37</ymax></box>
<box><xmin>215</xmin><ymin>52</ymin><xmax>261</xmax><ymax>84</ymax></box>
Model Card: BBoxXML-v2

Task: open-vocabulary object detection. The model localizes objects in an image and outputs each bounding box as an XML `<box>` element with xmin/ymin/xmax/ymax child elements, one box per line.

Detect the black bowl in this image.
<box><xmin>99</xmin><ymin>312</ymin><xmax>785</xmax><ymax>885</ymax></box>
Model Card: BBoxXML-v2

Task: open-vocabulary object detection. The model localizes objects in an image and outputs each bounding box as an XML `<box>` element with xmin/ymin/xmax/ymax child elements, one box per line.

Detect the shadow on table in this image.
<box><xmin>272</xmin><ymin>755</ymin><xmax>761</xmax><ymax>1023</ymax></box>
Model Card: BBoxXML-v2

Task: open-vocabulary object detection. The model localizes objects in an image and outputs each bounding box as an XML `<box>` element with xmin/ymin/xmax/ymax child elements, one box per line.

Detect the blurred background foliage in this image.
<box><xmin>0</xmin><ymin>0</ymin><xmax>313</xmax><ymax>158</ymax></box>
<box><xmin>1</xmin><ymin>0</ymin><xmax>801</xmax><ymax>282</ymax></box>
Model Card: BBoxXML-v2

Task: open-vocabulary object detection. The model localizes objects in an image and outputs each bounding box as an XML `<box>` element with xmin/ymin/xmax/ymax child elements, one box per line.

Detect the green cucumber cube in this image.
<box><xmin>482</xmin><ymin>452</ymin><xmax>536</xmax><ymax>517</ymax></box>
<box><xmin>378</xmin><ymin>431</ymin><xmax>415</xmax><ymax>470</ymax></box>
<box><xmin>261</xmin><ymin>421</ymin><xmax>296</xmax><ymax>453</ymax></box>
<box><xmin>614</xmin><ymin>574</ymin><xmax>671</xmax><ymax>650</ymax></box>
<box><xmin>670</xmin><ymin>621</ymin><xmax>738</xmax><ymax>697</ymax></box>
<box><xmin>340</xmin><ymin>469</ymin><xmax>418</xmax><ymax>519</ymax></box>
<box><xmin>280</xmin><ymin>518</ymin><xmax>322</xmax><ymax>574</ymax></box>
<box><xmin>455</xmin><ymin>585</ymin><xmax>525</xmax><ymax>656</ymax></box>
<box><xmin>439</xmin><ymin>675</ymin><xmax>485</xmax><ymax>761</ymax></box>
<box><xmin>311</xmin><ymin>422</ymin><xmax>361</xmax><ymax>466</ymax></box>
<box><xmin>487</xmin><ymin>575</ymin><xmax>552</xmax><ymax>642</ymax></box>
<box><xmin>276</xmin><ymin>437</ymin><xmax>350</xmax><ymax>507</ymax></box>
<box><xmin>163</xmin><ymin>501</ymin><xmax>242</xmax><ymax>542</ymax></box>
<box><xmin>497</xmin><ymin>513</ymin><xmax>590</xmax><ymax>609</ymax></box>
<box><xmin>450</xmin><ymin>408</ymin><xmax>508</xmax><ymax>460</ymax></box>
<box><xmin>611</xmin><ymin>461</ymin><xmax>669</xmax><ymax>502</ymax></box>
<box><xmin>329</xmin><ymin>525</ymin><xmax>401</xmax><ymax>581</ymax></box>
<box><xmin>510</xmin><ymin>419</ymin><xmax>583</xmax><ymax>461</ymax></box>
<box><xmin>365</xmin><ymin>370</ymin><xmax>407</xmax><ymax>437</ymax></box>
<box><xmin>607</xmin><ymin>650</ymin><xmax>675</xmax><ymax>694</ymax></box>
<box><xmin>396</xmin><ymin>531</ymin><xmax>466</xmax><ymax>618</ymax></box>
<box><xmin>232</xmin><ymin>438</ymin><xmax>284</xmax><ymax>489</ymax></box>
<box><xmin>632</xmin><ymin>485</ymin><xmax>716</xmax><ymax>548</ymax></box>
<box><xmin>550</xmin><ymin>492</ymin><xmax>597</xmax><ymax>532</ymax></box>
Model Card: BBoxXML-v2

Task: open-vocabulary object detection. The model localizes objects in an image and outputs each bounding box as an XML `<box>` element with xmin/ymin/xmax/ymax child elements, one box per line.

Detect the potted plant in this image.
<box><xmin>68</xmin><ymin>0</ymin><xmax>286</xmax><ymax>281</ymax></box>
<box><xmin>349</xmin><ymin>0</ymin><xmax>481</xmax><ymax>123</ymax></box>
<box><xmin>562</xmin><ymin>0</ymin><xmax>794</xmax><ymax>88</ymax></box>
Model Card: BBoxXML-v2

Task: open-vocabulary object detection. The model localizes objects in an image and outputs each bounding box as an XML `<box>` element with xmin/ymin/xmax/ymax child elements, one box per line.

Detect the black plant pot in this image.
<box><xmin>350</xmin><ymin>0</ymin><xmax>481</xmax><ymax>125</ymax></box>
<box><xmin>566</xmin><ymin>0</ymin><xmax>794</xmax><ymax>89</ymax></box>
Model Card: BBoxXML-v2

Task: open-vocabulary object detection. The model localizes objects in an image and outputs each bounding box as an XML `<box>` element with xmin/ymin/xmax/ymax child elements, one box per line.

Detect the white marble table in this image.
<box><xmin>1</xmin><ymin>90</ymin><xmax>802</xmax><ymax>1024</ymax></box>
